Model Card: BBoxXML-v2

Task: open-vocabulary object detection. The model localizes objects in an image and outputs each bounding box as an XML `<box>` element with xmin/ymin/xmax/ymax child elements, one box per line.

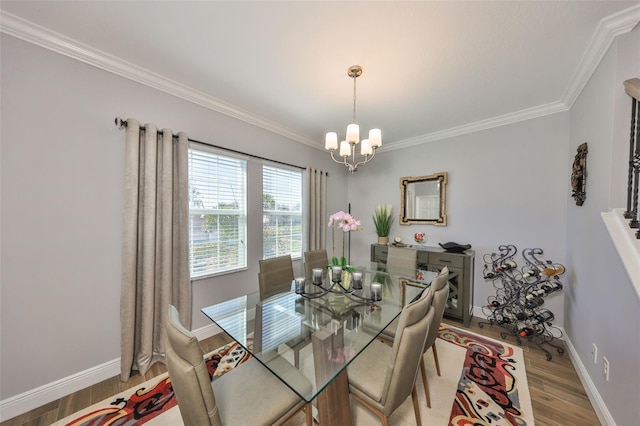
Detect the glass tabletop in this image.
<box><xmin>201</xmin><ymin>261</ymin><xmax>437</xmax><ymax>403</ymax></box>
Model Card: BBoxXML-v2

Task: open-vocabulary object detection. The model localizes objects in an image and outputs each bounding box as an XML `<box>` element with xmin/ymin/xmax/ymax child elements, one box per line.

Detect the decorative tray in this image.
<box><xmin>438</xmin><ymin>242</ymin><xmax>471</xmax><ymax>253</ymax></box>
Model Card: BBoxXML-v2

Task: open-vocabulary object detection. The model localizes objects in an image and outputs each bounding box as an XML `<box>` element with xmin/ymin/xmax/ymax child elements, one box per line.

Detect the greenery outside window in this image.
<box><xmin>263</xmin><ymin>165</ymin><xmax>302</xmax><ymax>260</ymax></box>
<box><xmin>188</xmin><ymin>144</ymin><xmax>247</xmax><ymax>278</ymax></box>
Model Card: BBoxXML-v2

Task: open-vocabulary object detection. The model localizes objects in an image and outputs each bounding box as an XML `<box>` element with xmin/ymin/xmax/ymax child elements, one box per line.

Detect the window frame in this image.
<box><xmin>262</xmin><ymin>163</ymin><xmax>304</xmax><ymax>261</ymax></box>
<box><xmin>188</xmin><ymin>143</ymin><xmax>248</xmax><ymax>280</ymax></box>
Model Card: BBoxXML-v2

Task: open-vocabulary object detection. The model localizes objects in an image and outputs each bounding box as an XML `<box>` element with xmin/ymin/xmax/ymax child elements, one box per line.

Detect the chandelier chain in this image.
<box><xmin>352</xmin><ymin>73</ymin><xmax>357</xmax><ymax>123</ymax></box>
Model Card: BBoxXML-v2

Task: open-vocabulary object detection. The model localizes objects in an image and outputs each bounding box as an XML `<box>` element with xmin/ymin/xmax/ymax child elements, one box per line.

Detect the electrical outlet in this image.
<box><xmin>602</xmin><ymin>356</ymin><xmax>610</xmax><ymax>381</ymax></box>
<box><xmin>592</xmin><ymin>344</ymin><xmax>598</xmax><ymax>364</ymax></box>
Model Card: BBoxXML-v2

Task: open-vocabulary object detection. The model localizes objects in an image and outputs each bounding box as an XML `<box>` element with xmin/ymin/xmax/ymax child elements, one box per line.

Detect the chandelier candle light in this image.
<box><xmin>325</xmin><ymin>65</ymin><xmax>382</xmax><ymax>174</ymax></box>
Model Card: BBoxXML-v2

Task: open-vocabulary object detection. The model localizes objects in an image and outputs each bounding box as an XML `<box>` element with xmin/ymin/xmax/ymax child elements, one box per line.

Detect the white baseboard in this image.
<box><xmin>562</xmin><ymin>335</ymin><xmax>615</xmax><ymax>425</ymax></box>
<box><xmin>193</xmin><ymin>322</ymin><xmax>221</xmax><ymax>342</ymax></box>
<box><xmin>0</xmin><ymin>322</ymin><xmax>221</xmax><ymax>422</ymax></box>
<box><xmin>0</xmin><ymin>358</ymin><xmax>120</xmax><ymax>422</ymax></box>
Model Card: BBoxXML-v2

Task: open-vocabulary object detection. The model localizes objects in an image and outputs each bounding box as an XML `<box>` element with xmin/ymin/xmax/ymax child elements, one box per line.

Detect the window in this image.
<box><xmin>188</xmin><ymin>145</ymin><xmax>247</xmax><ymax>278</ymax></box>
<box><xmin>262</xmin><ymin>165</ymin><xmax>302</xmax><ymax>259</ymax></box>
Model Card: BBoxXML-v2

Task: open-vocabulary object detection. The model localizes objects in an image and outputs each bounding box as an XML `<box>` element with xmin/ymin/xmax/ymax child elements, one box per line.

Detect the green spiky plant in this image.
<box><xmin>372</xmin><ymin>204</ymin><xmax>394</xmax><ymax>237</ymax></box>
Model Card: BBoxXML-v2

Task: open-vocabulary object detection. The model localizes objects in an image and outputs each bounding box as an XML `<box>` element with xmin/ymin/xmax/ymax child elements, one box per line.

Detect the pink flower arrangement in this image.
<box><xmin>328</xmin><ymin>211</ymin><xmax>362</xmax><ymax>268</ymax></box>
<box><xmin>414</xmin><ymin>232</ymin><xmax>426</xmax><ymax>244</ymax></box>
<box><xmin>328</xmin><ymin>211</ymin><xmax>362</xmax><ymax>232</ymax></box>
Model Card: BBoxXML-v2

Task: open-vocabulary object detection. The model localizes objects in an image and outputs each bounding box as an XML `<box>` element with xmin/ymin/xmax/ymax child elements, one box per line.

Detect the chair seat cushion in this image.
<box><xmin>347</xmin><ymin>339</ymin><xmax>391</xmax><ymax>405</ymax></box>
<box><xmin>213</xmin><ymin>358</ymin><xmax>307</xmax><ymax>426</ymax></box>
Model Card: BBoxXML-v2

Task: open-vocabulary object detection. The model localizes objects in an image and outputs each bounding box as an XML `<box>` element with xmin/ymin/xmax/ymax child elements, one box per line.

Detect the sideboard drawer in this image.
<box><xmin>371</xmin><ymin>245</ymin><xmax>389</xmax><ymax>264</ymax></box>
<box><xmin>417</xmin><ymin>251</ymin><xmax>429</xmax><ymax>266</ymax></box>
<box><xmin>429</xmin><ymin>253</ymin><xmax>464</xmax><ymax>268</ymax></box>
<box><xmin>371</xmin><ymin>243</ymin><xmax>474</xmax><ymax>327</ymax></box>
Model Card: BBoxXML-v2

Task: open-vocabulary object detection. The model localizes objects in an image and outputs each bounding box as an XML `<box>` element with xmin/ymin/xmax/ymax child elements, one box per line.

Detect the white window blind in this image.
<box><xmin>255</xmin><ymin>293</ymin><xmax>302</xmax><ymax>353</ymax></box>
<box><xmin>188</xmin><ymin>145</ymin><xmax>247</xmax><ymax>277</ymax></box>
<box><xmin>209</xmin><ymin>296</ymin><xmax>248</xmax><ymax>344</ymax></box>
<box><xmin>262</xmin><ymin>165</ymin><xmax>303</xmax><ymax>260</ymax></box>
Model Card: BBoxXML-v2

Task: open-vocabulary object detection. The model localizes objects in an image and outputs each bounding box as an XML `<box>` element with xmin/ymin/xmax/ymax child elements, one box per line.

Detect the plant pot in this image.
<box><xmin>377</xmin><ymin>236</ymin><xmax>390</xmax><ymax>245</ymax></box>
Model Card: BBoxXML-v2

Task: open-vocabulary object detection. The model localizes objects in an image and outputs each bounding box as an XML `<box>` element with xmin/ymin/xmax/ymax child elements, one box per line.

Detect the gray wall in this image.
<box><xmin>0</xmin><ymin>34</ymin><xmax>348</xmax><ymax>399</ymax></box>
<box><xmin>348</xmin><ymin>113</ymin><xmax>570</xmax><ymax>325</ymax></box>
<box><xmin>565</xmin><ymin>27</ymin><xmax>640</xmax><ymax>426</ymax></box>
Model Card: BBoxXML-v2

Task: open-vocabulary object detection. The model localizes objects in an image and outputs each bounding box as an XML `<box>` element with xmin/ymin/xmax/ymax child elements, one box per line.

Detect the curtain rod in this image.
<box><xmin>114</xmin><ymin>117</ymin><xmax>307</xmax><ymax>171</ymax></box>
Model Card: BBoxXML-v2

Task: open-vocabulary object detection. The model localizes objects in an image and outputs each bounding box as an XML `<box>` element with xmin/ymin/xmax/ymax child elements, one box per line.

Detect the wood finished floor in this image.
<box><xmin>1</xmin><ymin>317</ymin><xmax>600</xmax><ymax>426</ymax></box>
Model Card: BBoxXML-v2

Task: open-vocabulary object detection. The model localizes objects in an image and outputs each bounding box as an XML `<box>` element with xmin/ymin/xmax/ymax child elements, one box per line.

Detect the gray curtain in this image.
<box><xmin>120</xmin><ymin>119</ymin><xmax>190</xmax><ymax>381</ymax></box>
<box><xmin>306</xmin><ymin>167</ymin><xmax>327</xmax><ymax>250</ymax></box>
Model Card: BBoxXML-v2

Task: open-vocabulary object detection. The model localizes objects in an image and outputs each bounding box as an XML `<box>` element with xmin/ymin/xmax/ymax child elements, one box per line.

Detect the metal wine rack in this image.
<box><xmin>478</xmin><ymin>245</ymin><xmax>565</xmax><ymax>361</ymax></box>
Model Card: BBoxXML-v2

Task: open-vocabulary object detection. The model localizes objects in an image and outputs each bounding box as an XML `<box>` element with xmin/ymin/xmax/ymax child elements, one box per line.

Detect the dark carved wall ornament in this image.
<box><xmin>571</xmin><ymin>142</ymin><xmax>588</xmax><ymax>206</ymax></box>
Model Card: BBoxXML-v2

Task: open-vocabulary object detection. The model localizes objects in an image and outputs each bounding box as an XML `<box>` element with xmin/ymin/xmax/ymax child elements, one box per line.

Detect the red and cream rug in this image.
<box><xmin>54</xmin><ymin>325</ymin><xmax>533</xmax><ymax>426</ymax></box>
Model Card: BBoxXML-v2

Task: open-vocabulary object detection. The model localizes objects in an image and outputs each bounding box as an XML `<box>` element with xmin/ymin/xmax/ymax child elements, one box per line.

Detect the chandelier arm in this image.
<box><xmin>329</xmin><ymin>150</ymin><xmax>350</xmax><ymax>167</ymax></box>
<box><xmin>351</xmin><ymin>148</ymin><xmax>378</xmax><ymax>171</ymax></box>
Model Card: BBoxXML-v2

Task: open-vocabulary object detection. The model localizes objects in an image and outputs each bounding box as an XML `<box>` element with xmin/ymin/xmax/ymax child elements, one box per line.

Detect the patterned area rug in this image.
<box><xmin>52</xmin><ymin>342</ymin><xmax>251</xmax><ymax>426</ymax></box>
<box><xmin>54</xmin><ymin>325</ymin><xmax>532</xmax><ymax>426</ymax></box>
<box><xmin>439</xmin><ymin>324</ymin><xmax>533</xmax><ymax>425</ymax></box>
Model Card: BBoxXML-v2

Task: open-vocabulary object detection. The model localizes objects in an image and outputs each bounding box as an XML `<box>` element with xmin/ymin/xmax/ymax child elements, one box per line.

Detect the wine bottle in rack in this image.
<box><xmin>496</xmin><ymin>259</ymin><xmax>517</xmax><ymax>272</ymax></box>
<box><xmin>547</xmin><ymin>280</ymin><xmax>563</xmax><ymax>292</ymax></box>
<box><xmin>537</xmin><ymin>309</ymin><xmax>554</xmax><ymax>323</ymax></box>
<box><xmin>525</xmin><ymin>297</ymin><xmax>544</xmax><ymax>309</ymax></box>
<box><xmin>522</xmin><ymin>264</ymin><xmax>546</xmax><ymax>279</ymax></box>
<box><xmin>519</xmin><ymin>324</ymin><xmax>544</xmax><ymax>337</ymax></box>
<box><xmin>544</xmin><ymin>264</ymin><xmax>565</xmax><ymax>277</ymax></box>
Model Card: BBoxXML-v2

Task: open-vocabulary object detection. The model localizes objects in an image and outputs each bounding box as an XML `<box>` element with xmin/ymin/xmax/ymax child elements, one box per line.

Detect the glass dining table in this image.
<box><xmin>201</xmin><ymin>261</ymin><xmax>437</xmax><ymax>426</ymax></box>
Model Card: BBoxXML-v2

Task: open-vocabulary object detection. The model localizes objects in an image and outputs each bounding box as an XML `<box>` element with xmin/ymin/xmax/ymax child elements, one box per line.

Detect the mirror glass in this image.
<box><xmin>400</xmin><ymin>172</ymin><xmax>447</xmax><ymax>226</ymax></box>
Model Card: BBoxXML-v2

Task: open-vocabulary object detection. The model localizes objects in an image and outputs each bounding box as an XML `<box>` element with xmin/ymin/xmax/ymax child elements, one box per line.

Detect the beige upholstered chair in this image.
<box><xmin>386</xmin><ymin>246</ymin><xmax>418</xmax><ymax>272</ymax></box>
<box><xmin>258</xmin><ymin>255</ymin><xmax>294</xmax><ymax>300</ymax></box>
<box><xmin>303</xmin><ymin>249</ymin><xmax>328</xmax><ymax>280</ymax></box>
<box><xmin>419</xmin><ymin>266</ymin><xmax>450</xmax><ymax>408</ymax></box>
<box><xmin>376</xmin><ymin>267</ymin><xmax>450</xmax><ymax>406</ymax></box>
<box><xmin>258</xmin><ymin>255</ymin><xmax>310</xmax><ymax>366</ymax></box>
<box><xmin>347</xmin><ymin>288</ymin><xmax>435</xmax><ymax>426</ymax></box>
<box><xmin>165</xmin><ymin>305</ymin><xmax>312</xmax><ymax>426</ymax></box>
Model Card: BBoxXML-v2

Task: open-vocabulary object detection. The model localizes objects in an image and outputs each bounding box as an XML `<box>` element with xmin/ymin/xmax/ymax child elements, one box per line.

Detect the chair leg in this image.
<box><xmin>350</xmin><ymin>392</ymin><xmax>389</xmax><ymax>426</ymax></box>
<box><xmin>411</xmin><ymin>386</ymin><xmax>422</xmax><ymax>425</ymax></box>
<box><xmin>283</xmin><ymin>404</ymin><xmax>314</xmax><ymax>426</ymax></box>
<box><xmin>432</xmin><ymin>343</ymin><xmax>441</xmax><ymax>376</ymax></box>
<box><xmin>420</xmin><ymin>357</ymin><xmax>431</xmax><ymax>408</ymax></box>
<box><xmin>305</xmin><ymin>403</ymin><xmax>313</xmax><ymax>426</ymax></box>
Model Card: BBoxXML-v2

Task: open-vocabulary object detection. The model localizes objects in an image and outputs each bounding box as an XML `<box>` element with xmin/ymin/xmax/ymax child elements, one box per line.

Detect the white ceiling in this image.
<box><xmin>2</xmin><ymin>1</ymin><xmax>639</xmax><ymax>150</ymax></box>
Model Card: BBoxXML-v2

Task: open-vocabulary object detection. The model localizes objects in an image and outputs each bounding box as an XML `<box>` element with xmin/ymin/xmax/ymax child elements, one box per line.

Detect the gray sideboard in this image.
<box><xmin>370</xmin><ymin>244</ymin><xmax>475</xmax><ymax>326</ymax></box>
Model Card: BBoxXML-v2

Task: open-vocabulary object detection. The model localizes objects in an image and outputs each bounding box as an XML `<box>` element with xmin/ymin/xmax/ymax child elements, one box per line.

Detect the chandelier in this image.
<box><xmin>325</xmin><ymin>65</ymin><xmax>382</xmax><ymax>174</ymax></box>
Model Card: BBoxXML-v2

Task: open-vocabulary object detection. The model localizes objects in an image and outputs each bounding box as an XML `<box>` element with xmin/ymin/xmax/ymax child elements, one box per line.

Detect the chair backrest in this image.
<box><xmin>387</xmin><ymin>246</ymin><xmax>418</xmax><ymax>273</ymax></box>
<box><xmin>258</xmin><ymin>255</ymin><xmax>294</xmax><ymax>300</ymax></box>
<box><xmin>303</xmin><ymin>249</ymin><xmax>328</xmax><ymax>280</ymax></box>
<box><xmin>424</xmin><ymin>266</ymin><xmax>450</xmax><ymax>353</ymax></box>
<box><xmin>379</xmin><ymin>287</ymin><xmax>434</xmax><ymax>413</ymax></box>
<box><xmin>165</xmin><ymin>305</ymin><xmax>221</xmax><ymax>426</ymax></box>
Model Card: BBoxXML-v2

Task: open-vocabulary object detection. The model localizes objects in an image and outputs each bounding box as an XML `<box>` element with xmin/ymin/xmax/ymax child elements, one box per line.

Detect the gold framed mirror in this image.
<box><xmin>400</xmin><ymin>172</ymin><xmax>447</xmax><ymax>226</ymax></box>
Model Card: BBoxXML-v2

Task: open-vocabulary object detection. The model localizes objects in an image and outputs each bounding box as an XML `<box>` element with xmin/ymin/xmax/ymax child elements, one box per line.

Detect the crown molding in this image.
<box><xmin>383</xmin><ymin>100</ymin><xmax>568</xmax><ymax>152</ymax></box>
<box><xmin>0</xmin><ymin>11</ymin><xmax>318</xmax><ymax>149</ymax></box>
<box><xmin>2</xmin><ymin>6</ymin><xmax>639</xmax><ymax>152</ymax></box>
<box><xmin>562</xmin><ymin>4</ymin><xmax>640</xmax><ymax>109</ymax></box>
